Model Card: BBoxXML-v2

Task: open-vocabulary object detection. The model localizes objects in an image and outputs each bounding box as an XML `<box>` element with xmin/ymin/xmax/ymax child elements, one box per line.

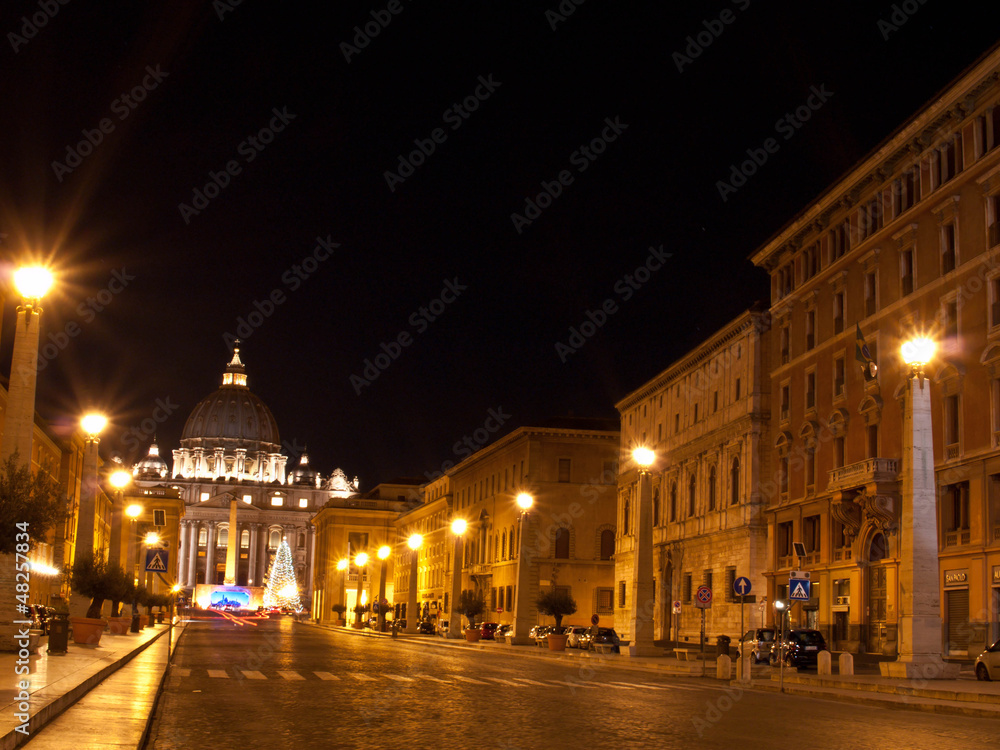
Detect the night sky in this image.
<box><xmin>2</xmin><ymin>1</ymin><xmax>1000</xmax><ymax>487</ymax></box>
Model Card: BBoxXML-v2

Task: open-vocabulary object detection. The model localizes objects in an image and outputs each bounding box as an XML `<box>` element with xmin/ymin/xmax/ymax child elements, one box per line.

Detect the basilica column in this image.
<box><xmin>248</xmin><ymin>523</ymin><xmax>260</xmax><ymax>586</ymax></box>
<box><xmin>178</xmin><ymin>521</ymin><xmax>189</xmax><ymax>587</ymax></box>
<box><xmin>205</xmin><ymin>521</ymin><xmax>217</xmax><ymax>586</ymax></box>
<box><xmin>187</xmin><ymin>522</ymin><xmax>200</xmax><ymax>588</ymax></box>
<box><xmin>306</xmin><ymin>525</ymin><xmax>316</xmax><ymax>603</ymax></box>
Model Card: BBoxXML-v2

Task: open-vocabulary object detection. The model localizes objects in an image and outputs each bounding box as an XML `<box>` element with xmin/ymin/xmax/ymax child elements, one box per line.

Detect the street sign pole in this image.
<box><xmin>700</xmin><ymin>607</ymin><xmax>706</xmax><ymax>678</ymax></box>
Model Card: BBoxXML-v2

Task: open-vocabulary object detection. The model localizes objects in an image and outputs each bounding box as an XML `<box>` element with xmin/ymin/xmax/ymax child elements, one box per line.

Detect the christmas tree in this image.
<box><xmin>263</xmin><ymin>538</ymin><xmax>301</xmax><ymax>610</ymax></box>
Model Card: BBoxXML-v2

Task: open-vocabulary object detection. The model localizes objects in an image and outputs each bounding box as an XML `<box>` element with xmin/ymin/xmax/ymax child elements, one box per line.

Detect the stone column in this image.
<box><xmin>627</xmin><ymin>467</ymin><xmax>662</xmax><ymax>656</ymax></box>
<box><xmin>510</xmin><ymin>514</ymin><xmax>539</xmax><ymax>645</ymax></box>
<box><xmin>248</xmin><ymin>523</ymin><xmax>260</xmax><ymax>586</ymax></box>
<box><xmin>0</xmin><ymin>302</ymin><xmax>43</xmax><ymax>466</ymax></box>
<box><xmin>224</xmin><ymin>501</ymin><xmax>238</xmax><ymax>585</ymax></box>
<box><xmin>205</xmin><ymin>521</ymin><xmax>217</xmax><ymax>586</ymax></box>
<box><xmin>75</xmin><ymin>436</ymin><xmax>101</xmax><ymax>563</ymax></box>
<box><xmin>448</xmin><ymin>533</ymin><xmax>465</xmax><ymax>638</ymax></box>
<box><xmin>187</xmin><ymin>522</ymin><xmax>200</xmax><ymax>588</ymax></box>
<box><xmin>177</xmin><ymin>521</ymin><xmax>189</xmax><ymax>586</ymax></box>
<box><xmin>306</xmin><ymin>525</ymin><xmax>316</xmax><ymax>603</ymax></box>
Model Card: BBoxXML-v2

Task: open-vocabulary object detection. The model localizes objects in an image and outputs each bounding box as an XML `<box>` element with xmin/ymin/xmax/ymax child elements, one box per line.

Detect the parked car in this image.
<box><xmin>975</xmin><ymin>638</ymin><xmax>1000</xmax><ymax>680</ymax></box>
<box><xmin>530</xmin><ymin>625</ymin><xmax>552</xmax><ymax>644</ymax></box>
<box><xmin>587</xmin><ymin>627</ymin><xmax>621</xmax><ymax>653</ymax></box>
<box><xmin>480</xmin><ymin>622</ymin><xmax>501</xmax><ymax>640</ymax></box>
<box><xmin>417</xmin><ymin>621</ymin><xmax>436</xmax><ymax>634</ymax></box>
<box><xmin>438</xmin><ymin>620</ymin><xmax>450</xmax><ymax>638</ymax></box>
<box><xmin>739</xmin><ymin>628</ymin><xmax>776</xmax><ymax>663</ymax></box>
<box><xmin>566</xmin><ymin>626</ymin><xmax>589</xmax><ymax>649</ymax></box>
<box><xmin>494</xmin><ymin>623</ymin><xmax>511</xmax><ymax>641</ymax></box>
<box><xmin>769</xmin><ymin>629</ymin><xmax>828</xmax><ymax>668</ymax></box>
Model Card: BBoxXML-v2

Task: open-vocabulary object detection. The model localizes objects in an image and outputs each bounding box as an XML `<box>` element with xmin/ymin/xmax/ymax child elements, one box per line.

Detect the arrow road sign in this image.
<box><xmin>733</xmin><ymin>577</ymin><xmax>752</xmax><ymax>597</ymax></box>
<box><xmin>694</xmin><ymin>585</ymin><xmax>712</xmax><ymax>609</ymax></box>
<box><xmin>145</xmin><ymin>549</ymin><xmax>169</xmax><ymax>573</ymax></box>
<box><xmin>789</xmin><ymin>578</ymin><xmax>811</xmax><ymax>601</ymax></box>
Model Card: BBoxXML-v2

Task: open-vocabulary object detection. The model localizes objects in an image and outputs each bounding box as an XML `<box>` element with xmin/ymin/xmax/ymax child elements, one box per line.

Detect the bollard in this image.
<box><xmin>716</xmin><ymin>654</ymin><xmax>732</xmax><ymax>680</ymax></box>
<box><xmin>839</xmin><ymin>652</ymin><xmax>854</xmax><ymax>676</ymax></box>
<box><xmin>817</xmin><ymin>650</ymin><xmax>832</xmax><ymax>675</ymax></box>
<box><xmin>737</xmin><ymin>653</ymin><xmax>752</xmax><ymax>683</ymax></box>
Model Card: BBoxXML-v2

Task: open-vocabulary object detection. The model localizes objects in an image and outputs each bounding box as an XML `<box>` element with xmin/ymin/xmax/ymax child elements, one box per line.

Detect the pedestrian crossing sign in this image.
<box><xmin>789</xmin><ymin>578</ymin><xmax>811</xmax><ymax>601</ymax></box>
<box><xmin>145</xmin><ymin>550</ymin><xmax>169</xmax><ymax>572</ymax></box>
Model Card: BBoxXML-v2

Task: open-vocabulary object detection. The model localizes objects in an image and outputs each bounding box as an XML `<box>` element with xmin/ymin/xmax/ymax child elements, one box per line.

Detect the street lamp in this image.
<box><xmin>881</xmin><ymin>335</ymin><xmax>959</xmax><ymax>678</ymax></box>
<box><xmin>448</xmin><ymin>519</ymin><xmax>467</xmax><ymax>639</ymax></box>
<box><xmin>626</xmin><ymin>447</ymin><xmax>661</xmax><ymax>656</ymax></box>
<box><xmin>74</xmin><ymin>412</ymin><xmax>108</xmax><ymax>565</ymax></box>
<box><xmin>125</xmin><ymin>503</ymin><xmax>143</xmax><ymax>631</ymax></box>
<box><xmin>107</xmin><ymin>464</ymin><xmax>131</xmax><ymax>569</ymax></box>
<box><xmin>515</xmin><ymin>492</ymin><xmax>533</xmax><ymax>512</ymax></box>
<box><xmin>354</xmin><ymin>552</ymin><xmax>369</xmax><ymax>627</ymax></box>
<box><xmin>510</xmin><ymin>492</ymin><xmax>537</xmax><ymax>645</ymax></box>
<box><xmin>774</xmin><ymin>599</ymin><xmax>789</xmax><ymax>691</ymax></box>
<box><xmin>336</xmin><ymin>558</ymin><xmax>349</xmax><ymax>625</ymax></box>
<box><xmin>377</xmin><ymin>545</ymin><xmax>391</xmax><ymax>632</ymax></box>
<box><xmin>405</xmin><ymin>534</ymin><xmax>423</xmax><ymax>634</ymax></box>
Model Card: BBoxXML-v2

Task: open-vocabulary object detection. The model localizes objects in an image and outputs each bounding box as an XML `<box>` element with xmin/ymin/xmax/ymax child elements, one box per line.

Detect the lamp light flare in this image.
<box><xmin>126</xmin><ymin>504</ymin><xmax>143</xmax><ymax>518</ymax></box>
<box><xmin>516</xmin><ymin>492</ymin><xmax>533</xmax><ymax>511</ymax></box>
<box><xmin>337</xmin><ymin>558</ymin><xmax>349</xmax><ymax>571</ymax></box>
<box><xmin>13</xmin><ymin>266</ymin><xmax>54</xmax><ymax>300</ymax></box>
<box><xmin>81</xmin><ymin>413</ymin><xmax>107</xmax><ymax>437</ymax></box>
<box><xmin>451</xmin><ymin>518</ymin><xmax>467</xmax><ymax>535</ymax></box>
<box><xmin>407</xmin><ymin>533</ymin><xmax>423</xmax><ymax>550</ymax></box>
<box><xmin>144</xmin><ymin>532</ymin><xmax>160</xmax><ymax>546</ymax></box>
<box><xmin>110</xmin><ymin>470</ymin><xmax>131</xmax><ymax>489</ymax></box>
<box><xmin>377</xmin><ymin>545</ymin><xmax>391</xmax><ymax>560</ymax></box>
<box><xmin>355</xmin><ymin>552</ymin><xmax>369</xmax><ymax>567</ymax></box>
<box><xmin>632</xmin><ymin>446</ymin><xmax>655</xmax><ymax>467</ymax></box>
<box><xmin>901</xmin><ymin>337</ymin><xmax>936</xmax><ymax>368</ymax></box>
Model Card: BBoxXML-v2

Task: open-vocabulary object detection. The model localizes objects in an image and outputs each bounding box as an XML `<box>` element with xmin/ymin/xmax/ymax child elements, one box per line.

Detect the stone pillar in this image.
<box><xmin>177</xmin><ymin>521</ymin><xmax>189</xmax><ymax>586</ymax></box>
<box><xmin>248</xmin><ymin>523</ymin><xmax>260</xmax><ymax>586</ymax></box>
<box><xmin>205</xmin><ymin>521</ymin><xmax>217</xmax><ymax>586</ymax></box>
<box><xmin>224</xmin><ymin>501</ymin><xmax>238</xmax><ymax>585</ymax></box>
<box><xmin>187</xmin><ymin>522</ymin><xmax>200</xmax><ymax>588</ymax></box>
<box><xmin>75</xmin><ymin>437</ymin><xmax>101</xmax><ymax>563</ymax></box>
<box><xmin>881</xmin><ymin>375</ymin><xmax>960</xmax><ymax>678</ymax></box>
<box><xmin>510</xmin><ymin>514</ymin><xmax>539</xmax><ymax>645</ymax></box>
<box><xmin>405</xmin><ymin>547</ymin><xmax>420</xmax><ymax>634</ymax></box>
<box><xmin>108</xmin><ymin>490</ymin><xmax>125</xmax><ymax>570</ymax></box>
<box><xmin>0</xmin><ymin>303</ymin><xmax>43</xmax><ymax>466</ymax></box>
<box><xmin>306</xmin><ymin>525</ymin><xmax>316</xmax><ymax>603</ymax></box>
<box><xmin>448</xmin><ymin>534</ymin><xmax>465</xmax><ymax>638</ymax></box>
<box><xmin>627</xmin><ymin>467</ymin><xmax>662</xmax><ymax>656</ymax></box>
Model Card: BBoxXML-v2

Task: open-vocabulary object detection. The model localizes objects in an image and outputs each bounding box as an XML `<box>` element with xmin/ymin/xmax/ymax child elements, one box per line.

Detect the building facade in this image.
<box><xmin>614</xmin><ymin>310</ymin><xmax>770</xmax><ymax>645</ymax></box>
<box><xmin>750</xmin><ymin>48</ymin><xmax>1000</xmax><ymax>657</ymax></box>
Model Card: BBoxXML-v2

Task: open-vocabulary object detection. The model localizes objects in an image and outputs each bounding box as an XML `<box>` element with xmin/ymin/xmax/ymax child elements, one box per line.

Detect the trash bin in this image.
<box><xmin>47</xmin><ymin>613</ymin><xmax>69</xmax><ymax>655</ymax></box>
<box><xmin>716</xmin><ymin>634</ymin><xmax>731</xmax><ymax>658</ymax></box>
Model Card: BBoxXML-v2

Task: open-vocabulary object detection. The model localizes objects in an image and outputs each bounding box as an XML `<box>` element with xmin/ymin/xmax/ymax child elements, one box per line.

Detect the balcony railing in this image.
<box><xmin>946</xmin><ymin>444</ymin><xmax>959</xmax><ymax>460</ymax></box>
<box><xmin>944</xmin><ymin>529</ymin><xmax>971</xmax><ymax>547</ymax></box>
<box><xmin>827</xmin><ymin>457</ymin><xmax>899</xmax><ymax>491</ymax></box>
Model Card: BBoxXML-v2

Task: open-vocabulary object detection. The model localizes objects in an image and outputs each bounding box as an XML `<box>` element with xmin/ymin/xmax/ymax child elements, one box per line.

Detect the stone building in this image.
<box><xmin>614</xmin><ymin>310</ymin><xmax>770</xmax><ymax>646</ymax></box>
<box><xmin>750</xmin><ymin>47</ymin><xmax>1000</xmax><ymax>656</ymax></box>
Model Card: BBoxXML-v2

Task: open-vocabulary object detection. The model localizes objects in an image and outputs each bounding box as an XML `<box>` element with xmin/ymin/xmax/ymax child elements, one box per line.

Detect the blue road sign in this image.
<box><xmin>789</xmin><ymin>578</ymin><xmax>811</xmax><ymax>601</ymax></box>
<box><xmin>733</xmin><ymin>577</ymin><xmax>752</xmax><ymax>597</ymax></box>
<box><xmin>145</xmin><ymin>549</ymin><xmax>169</xmax><ymax>573</ymax></box>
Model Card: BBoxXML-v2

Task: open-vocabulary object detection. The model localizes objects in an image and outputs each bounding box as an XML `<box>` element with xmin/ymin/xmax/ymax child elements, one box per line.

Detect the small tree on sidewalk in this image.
<box><xmin>536</xmin><ymin>589</ymin><xmax>577</xmax><ymax>632</ymax></box>
<box><xmin>458</xmin><ymin>590</ymin><xmax>486</xmax><ymax>629</ymax></box>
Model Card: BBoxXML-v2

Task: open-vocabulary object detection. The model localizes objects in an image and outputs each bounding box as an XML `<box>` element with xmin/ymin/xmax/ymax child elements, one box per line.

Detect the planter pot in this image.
<box><xmin>547</xmin><ymin>633</ymin><xmax>569</xmax><ymax>652</ymax></box>
<box><xmin>156</xmin><ymin>612</ymin><xmax>165</xmax><ymax>624</ymax></box>
<box><xmin>69</xmin><ymin>616</ymin><xmax>108</xmax><ymax>646</ymax></box>
<box><xmin>28</xmin><ymin>629</ymin><xmax>43</xmax><ymax>654</ymax></box>
<box><xmin>335</xmin><ymin>618</ymin><xmax>346</xmax><ymax>627</ymax></box>
<box><xmin>464</xmin><ymin>628</ymin><xmax>482</xmax><ymax>642</ymax></box>
<box><xmin>107</xmin><ymin>616</ymin><xmax>131</xmax><ymax>635</ymax></box>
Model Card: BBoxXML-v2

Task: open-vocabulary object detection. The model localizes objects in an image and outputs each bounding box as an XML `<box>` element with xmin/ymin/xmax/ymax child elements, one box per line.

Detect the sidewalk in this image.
<box><xmin>1</xmin><ymin>622</ymin><xmax>183</xmax><ymax>750</ymax></box>
<box><xmin>307</xmin><ymin>621</ymin><xmax>1000</xmax><ymax>718</ymax></box>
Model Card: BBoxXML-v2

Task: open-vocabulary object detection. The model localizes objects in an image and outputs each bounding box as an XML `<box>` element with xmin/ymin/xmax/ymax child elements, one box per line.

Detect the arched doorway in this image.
<box><xmin>867</xmin><ymin>532</ymin><xmax>888</xmax><ymax>653</ymax></box>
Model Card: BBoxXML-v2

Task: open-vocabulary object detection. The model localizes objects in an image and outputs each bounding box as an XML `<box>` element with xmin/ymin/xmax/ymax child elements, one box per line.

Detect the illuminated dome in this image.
<box><xmin>288</xmin><ymin>450</ymin><xmax>319</xmax><ymax>486</ymax></box>
<box><xmin>134</xmin><ymin>440</ymin><xmax>169</xmax><ymax>479</ymax></box>
<box><xmin>172</xmin><ymin>344</ymin><xmax>288</xmax><ymax>482</ymax></box>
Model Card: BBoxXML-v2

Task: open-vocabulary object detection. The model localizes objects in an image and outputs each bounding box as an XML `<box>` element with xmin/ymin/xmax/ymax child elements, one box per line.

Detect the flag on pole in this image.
<box><xmin>855</xmin><ymin>324</ymin><xmax>878</xmax><ymax>381</ymax></box>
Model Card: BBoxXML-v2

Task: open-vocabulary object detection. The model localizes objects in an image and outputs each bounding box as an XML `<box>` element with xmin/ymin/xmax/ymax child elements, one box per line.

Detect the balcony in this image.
<box><xmin>946</xmin><ymin>443</ymin><xmax>959</xmax><ymax>460</ymax></box>
<box><xmin>944</xmin><ymin>529</ymin><xmax>971</xmax><ymax>547</ymax></box>
<box><xmin>827</xmin><ymin>458</ymin><xmax>899</xmax><ymax>491</ymax></box>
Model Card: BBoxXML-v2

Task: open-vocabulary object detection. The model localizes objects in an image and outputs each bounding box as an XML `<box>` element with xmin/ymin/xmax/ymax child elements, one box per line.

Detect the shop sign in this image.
<box><xmin>944</xmin><ymin>569</ymin><xmax>968</xmax><ymax>586</ymax></box>
<box><xmin>993</xmin><ymin>566</ymin><xmax>1000</xmax><ymax>585</ymax></box>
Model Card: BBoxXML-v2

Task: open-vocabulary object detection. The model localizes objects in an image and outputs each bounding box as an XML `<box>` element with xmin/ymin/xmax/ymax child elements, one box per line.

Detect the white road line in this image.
<box><xmin>511</xmin><ymin>678</ymin><xmax>548</xmax><ymax>685</ymax></box>
<box><xmin>413</xmin><ymin>674</ymin><xmax>451</xmax><ymax>683</ymax></box>
<box><xmin>314</xmin><ymin>671</ymin><xmax>340</xmax><ymax>680</ymax></box>
<box><xmin>239</xmin><ymin>670</ymin><xmax>267</xmax><ymax>680</ymax></box>
<box><xmin>351</xmin><ymin>673</ymin><xmax>377</xmax><ymax>682</ymax></box>
<box><xmin>206</xmin><ymin>669</ymin><xmax>229</xmax><ymax>678</ymax></box>
<box><xmin>172</xmin><ymin>668</ymin><xmax>191</xmax><ymax>677</ymax></box>
<box><xmin>483</xmin><ymin>677</ymin><xmax>522</xmax><ymax>686</ymax></box>
<box><xmin>452</xmin><ymin>675</ymin><xmax>490</xmax><ymax>685</ymax></box>
<box><xmin>546</xmin><ymin>680</ymin><xmax>598</xmax><ymax>689</ymax></box>
<box><xmin>382</xmin><ymin>674</ymin><xmax>415</xmax><ymax>682</ymax></box>
<box><xmin>277</xmin><ymin>670</ymin><xmax>305</xmax><ymax>681</ymax></box>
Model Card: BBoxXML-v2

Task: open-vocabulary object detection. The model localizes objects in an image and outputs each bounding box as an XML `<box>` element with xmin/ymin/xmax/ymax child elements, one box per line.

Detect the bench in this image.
<box><xmin>673</xmin><ymin>647</ymin><xmax>710</xmax><ymax>661</ymax></box>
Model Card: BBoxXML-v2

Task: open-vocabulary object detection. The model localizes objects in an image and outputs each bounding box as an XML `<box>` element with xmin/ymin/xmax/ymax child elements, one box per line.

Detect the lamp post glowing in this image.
<box><xmin>405</xmin><ymin>534</ymin><xmax>423</xmax><ymax>634</ymax></box>
<box><xmin>354</xmin><ymin>552</ymin><xmax>369</xmax><ymax>626</ymax></box>
<box><xmin>775</xmin><ymin>599</ymin><xmax>788</xmax><ymax>692</ymax></box>
<box><xmin>125</xmin><ymin>503</ymin><xmax>143</xmax><ymax>631</ymax></box>
<box><xmin>881</xmin><ymin>336</ymin><xmax>959</xmax><ymax>678</ymax></box>
<box><xmin>448</xmin><ymin>519</ymin><xmax>467</xmax><ymax>639</ymax></box>
<box><xmin>108</xmin><ymin>465</ymin><xmax>131</xmax><ymax>569</ymax></box>
<box><xmin>626</xmin><ymin>447</ymin><xmax>662</xmax><ymax>656</ymax></box>
<box><xmin>74</xmin><ymin>412</ymin><xmax>108</xmax><ymax>566</ymax></box>
<box><xmin>1</xmin><ymin>265</ymin><xmax>53</xmax><ymax>466</ymax></box>
<box><xmin>377</xmin><ymin>544</ymin><xmax>392</xmax><ymax>632</ymax></box>
<box><xmin>336</xmin><ymin>558</ymin><xmax>349</xmax><ymax>625</ymax></box>
<box><xmin>510</xmin><ymin>492</ymin><xmax>539</xmax><ymax>645</ymax></box>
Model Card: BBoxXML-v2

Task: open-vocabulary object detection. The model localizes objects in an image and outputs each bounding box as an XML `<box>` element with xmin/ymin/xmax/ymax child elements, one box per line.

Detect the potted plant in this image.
<box><xmin>458</xmin><ymin>591</ymin><xmax>486</xmax><ymax>642</ymax></box>
<box><xmin>352</xmin><ymin>604</ymin><xmax>369</xmax><ymax>629</ymax></box>
<box><xmin>332</xmin><ymin>603</ymin><xmax>347</xmax><ymax>626</ymax></box>
<box><xmin>133</xmin><ymin>585</ymin><xmax>149</xmax><ymax>629</ymax></box>
<box><xmin>106</xmin><ymin>566</ymin><xmax>134</xmax><ymax>635</ymax></box>
<box><xmin>68</xmin><ymin>553</ymin><xmax>112</xmax><ymax>645</ymax></box>
<box><xmin>536</xmin><ymin>589</ymin><xmax>577</xmax><ymax>651</ymax></box>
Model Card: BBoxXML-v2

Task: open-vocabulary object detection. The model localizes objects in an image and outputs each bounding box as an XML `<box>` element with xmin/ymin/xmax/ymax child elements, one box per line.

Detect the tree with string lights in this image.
<box><xmin>263</xmin><ymin>538</ymin><xmax>301</xmax><ymax>610</ymax></box>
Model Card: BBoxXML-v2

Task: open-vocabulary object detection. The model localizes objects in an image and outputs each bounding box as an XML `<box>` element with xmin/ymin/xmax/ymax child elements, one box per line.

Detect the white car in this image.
<box><xmin>566</xmin><ymin>626</ymin><xmax>588</xmax><ymax>649</ymax></box>
<box><xmin>975</xmin><ymin>638</ymin><xmax>1000</xmax><ymax>680</ymax></box>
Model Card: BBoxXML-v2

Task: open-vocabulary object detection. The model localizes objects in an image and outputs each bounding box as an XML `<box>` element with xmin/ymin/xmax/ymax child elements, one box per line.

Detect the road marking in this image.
<box><xmin>239</xmin><ymin>670</ymin><xmax>267</xmax><ymax>680</ymax></box>
<box><xmin>483</xmin><ymin>677</ymin><xmax>522</xmax><ymax>686</ymax></box>
<box><xmin>207</xmin><ymin>669</ymin><xmax>229</xmax><ymax>678</ymax></box>
<box><xmin>414</xmin><ymin>674</ymin><xmax>451</xmax><ymax>683</ymax></box>
<box><xmin>382</xmin><ymin>674</ymin><xmax>414</xmax><ymax>682</ymax></box>
<box><xmin>604</xmin><ymin>682</ymin><xmax>636</xmax><ymax>690</ymax></box>
<box><xmin>314</xmin><ymin>672</ymin><xmax>340</xmax><ymax>680</ymax></box>
<box><xmin>278</xmin><ymin>671</ymin><xmax>305</xmax><ymax>681</ymax></box>
<box><xmin>452</xmin><ymin>675</ymin><xmax>490</xmax><ymax>685</ymax></box>
<box><xmin>172</xmin><ymin>668</ymin><xmax>191</xmax><ymax>677</ymax></box>
<box><xmin>350</xmin><ymin>673</ymin><xmax>377</xmax><ymax>682</ymax></box>
<box><xmin>511</xmin><ymin>678</ymin><xmax>547</xmax><ymax>685</ymax></box>
<box><xmin>546</xmin><ymin>680</ymin><xmax>598</xmax><ymax>689</ymax></box>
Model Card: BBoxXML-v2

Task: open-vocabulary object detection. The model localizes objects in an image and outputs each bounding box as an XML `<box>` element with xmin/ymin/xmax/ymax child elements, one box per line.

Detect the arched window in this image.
<box><xmin>731</xmin><ymin>457</ymin><xmax>741</xmax><ymax>505</ymax></box>
<box><xmin>240</xmin><ymin>529</ymin><xmax>250</xmax><ymax>549</ymax></box>
<box><xmin>623</xmin><ymin>499</ymin><xmax>631</xmax><ymax>535</ymax></box>
<box><xmin>269</xmin><ymin>529</ymin><xmax>281</xmax><ymax>549</ymax></box>
<box><xmin>688</xmin><ymin>475</ymin><xmax>696</xmax><ymax>516</ymax></box>
<box><xmin>653</xmin><ymin>488</ymin><xmax>660</xmax><ymax>526</ymax></box>
<box><xmin>218</xmin><ymin>527</ymin><xmax>229</xmax><ymax>548</ymax></box>
<box><xmin>501</xmin><ymin>531</ymin><xmax>507</xmax><ymax>560</ymax></box>
<box><xmin>298</xmin><ymin>533</ymin><xmax>306</xmax><ymax>548</ymax></box>
<box><xmin>198</xmin><ymin>528</ymin><xmax>207</xmax><ymax>546</ymax></box>
<box><xmin>670</xmin><ymin>483</ymin><xmax>677</xmax><ymax>522</ymax></box>
<box><xmin>600</xmin><ymin>529</ymin><xmax>614</xmax><ymax>560</ymax></box>
<box><xmin>708</xmin><ymin>466</ymin><xmax>717</xmax><ymax>511</ymax></box>
<box><xmin>554</xmin><ymin>528</ymin><xmax>570</xmax><ymax>559</ymax></box>
<box><xmin>510</xmin><ymin>525</ymin><xmax>516</xmax><ymax>558</ymax></box>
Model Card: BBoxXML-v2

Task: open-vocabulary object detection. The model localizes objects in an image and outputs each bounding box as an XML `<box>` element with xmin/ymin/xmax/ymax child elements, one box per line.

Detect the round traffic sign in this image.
<box><xmin>590</xmin><ymin>614</ymin><xmax>599</xmax><ymax>626</ymax></box>
<box><xmin>696</xmin><ymin>586</ymin><xmax>712</xmax><ymax>604</ymax></box>
<box><xmin>733</xmin><ymin>576</ymin><xmax>752</xmax><ymax>596</ymax></box>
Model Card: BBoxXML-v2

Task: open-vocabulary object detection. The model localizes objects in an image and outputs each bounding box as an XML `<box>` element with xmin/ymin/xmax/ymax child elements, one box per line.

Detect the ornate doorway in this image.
<box><xmin>867</xmin><ymin>532</ymin><xmax>887</xmax><ymax>653</ymax></box>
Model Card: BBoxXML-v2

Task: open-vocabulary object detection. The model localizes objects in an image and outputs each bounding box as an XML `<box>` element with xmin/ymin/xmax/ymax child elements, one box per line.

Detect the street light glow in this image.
<box><xmin>144</xmin><ymin>532</ymin><xmax>160</xmax><ymax>546</ymax></box>
<box><xmin>126</xmin><ymin>504</ymin><xmax>143</xmax><ymax>518</ymax></box>
<box><xmin>407</xmin><ymin>533</ymin><xmax>423</xmax><ymax>550</ymax></box>
<box><xmin>13</xmin><ymin>266</ymin><xmax>53</xmax><ymax>300</ymax></box>
<box><xmin>110</xmin><ymin>469</ymin><xmax>131</xmax><ymax>489</ymax></box>
<box><xmin>81</xmin><ymin>413</ymin><xmax>108</xmax><ymax>437</ymax></box>
<box><xmin>377</xmin><ymin>545</ymin><xmax>391</xmax><ymax>560</ymax></box>
<box><xmin>451</xmin><ymin>518</ymin><xmax>467</xmax><ymax>535</ymax></box>
<box><xmin>337</xmin><ymin>558</ymin><xmax>349</xmax><ymax>571</ymax></box>
<box><xmin>516</xmin><ymin>492</ymin><xmax>533</xmax><ymax>511</ymax></box>
<box><xmin>774</xmin><ymin>599</ymin><xmax>787</xmax><ymax>611</ymax></box>
<box><xmin>632</xmin><ymin>446</ymin><xmax>655</xmax><ymax>468</ymax></box>
<box><xmin>355</xmin><ymin>552</ymin><xmax>369</xmax><ymax>567</ymax></box>
<box><xmin>901</xmin><ymin>337</ymin><xmax>936</xmax><ymax>368</ymax></box>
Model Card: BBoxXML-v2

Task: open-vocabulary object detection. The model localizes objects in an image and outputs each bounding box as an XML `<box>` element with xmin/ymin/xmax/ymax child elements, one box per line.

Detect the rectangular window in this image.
<box><xmin>270</xmin><ymin>496</ymin><xmax>283</xmax><ymax>506</ymax></box>
<box><xmin>618</xmin><ymin>581</ymin><xmax>627</xmax><ymax>608</ymax></box>
<box><xmin>778</xmin><ymin>521</ymin><xmax>793</xmax><ymax>558</ymax></box>
<box><xmin>830</xmin><ymin>223</ymin><xmax>848</xmax><ymax>260</ymax></box>
<box><xmin>805</xmin><ymin>310</ymin><xmax>816</xmax><ymax>350</ymax></box>
<box><xmin>803</xmin><ymin>243</ymin><xmax>818</xmax><ymax>280</ymax></box>
<box><xmin>864</xmin><ymin>271</ymin><xmax>877</xmax><ymax>316</ymax></box>
<box><xmin>943</xmin><ymin>482</ymin><xmax>970</xmax><ymax>533</ymax></box>
<box><xmin>834</xmin><ymin>356</ymin><xmax>845</xmax><ymax>398</ymax></box>
<box><xmin>833</xmin><ymin>291</ymin><xmax>844</xmax><ymax>334</ymax></box>
<box><xmin>990</xmin><ymin>277</ymin><xmax>1000</xmax><ymax>328</ymax></box>
<box><xmin>693</xmin><ymin>404</ymin><xmax>699</xmax><ymax>422</ymax></box>
<box><xmin>558</xmin><ymin>458</ymin><xmax>571</xmax><ymax>483</ymax></box>
<box><xmin>683</xmin><ymin>574</ymin><xmax>692</xmax><ymax>603</ymax></box>
<box><xmin>900</xmin><ymin>248</ymin><xmax>914</xmax><ymax>296</ymax></box>
<box><xmin>596</xmin><ymin>588</ymin><xmax>613</xmax><ymax>613</ymax></box>
<box><xmin>713</xmin><ymin>391</ymin><xmax>719</xmax><ymax>412</ymax></box>
<box><xmin>780</xmin><ymin>383</ymin><xmax>790</xmax><ymax>421</ymax></box>
<box><xmin>944</xmin><ymin>394</ymin><xmax>960</xmax><ymax>450</ymax></box>
<box><xmin>989</xmin><ymin>195</ymin><xmax>1000</xmax><ymax>248</ymax></box>
<box><xmin>780</xmin><ymin>324</ymin><xmax>790</xmax><ymax>364</ymax></box>
<box><xmin>735</xmin><ymin>378</ymin><xmax>741</xmax><ymax>401</ymax></box>
<box><xmin>834</xmin><ymin>435</ymin><xmax>845</xmax><ymax>469</ymax></box>
<box><xmin>803</xmin><ymin>515</ymin><xmax>821</xmax><ymax>553</ymax></box>
<box><xmin>242</xmin><ymin>494</ymin><xmax>252</xmax><ymax>504</ymax></box>
<box><xmin>944</xmin><ymin>299</ymin><xmax>958</xmax><ymax>339</ymax></box>
<box><xmin>298</xmin><ymin>498</ymin><xmax>308</xmax><ymax>508</ymax></box>
<box><xmin>725</xmin><ymin>567</ymin><xmax>736</xmax><ymax>603</ymax></box>
<box><xmin>941</xmin><ymin>223</ymin><xmax>957</xmax><ymax>274</ymax></box>
<box><xmin>674</xmin><ymin>413</ymin><xmax>680</xmax><ymax>433</ymax></box>
<box><xmin>704</xmin><ymin>569</ymin><xmax>713</xmax><ymax>592</ymax></box>
<box><xmin>506</xmin><ymin>586</ymin><xmax>513</xmax><ymax>611</ymax></box>
<box><xmin>806</xmin><ymin>371</ymin><xmax>816</xmax><ymax>410</ymax></box>
<box><xmin>867</xmin><ymin>424</ymin><xmax>879</xmax><ymax>459</ymax></box>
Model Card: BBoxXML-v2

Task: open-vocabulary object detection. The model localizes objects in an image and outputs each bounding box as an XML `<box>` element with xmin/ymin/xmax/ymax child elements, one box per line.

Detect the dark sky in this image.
<box><xmin>2</xmin><ymin>1</ymin><xmax>999</xmax><ymax>486</ymax></box>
